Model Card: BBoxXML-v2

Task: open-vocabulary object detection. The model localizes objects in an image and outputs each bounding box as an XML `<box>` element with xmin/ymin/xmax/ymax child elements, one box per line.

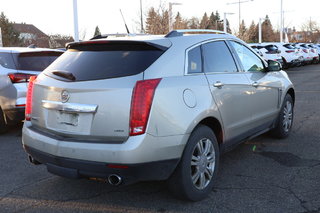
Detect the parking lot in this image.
<box><xmin>0</xmin><ymin>64</ymin><xmax>319</xmax><ymax>213</ymax></box>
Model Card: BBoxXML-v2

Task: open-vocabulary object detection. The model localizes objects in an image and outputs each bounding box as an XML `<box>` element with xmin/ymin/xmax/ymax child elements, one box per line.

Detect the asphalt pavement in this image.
<box><xmin>0</xmin><ymin>64</ymin><xmax>320</xmax><ymax>213</ymax></box>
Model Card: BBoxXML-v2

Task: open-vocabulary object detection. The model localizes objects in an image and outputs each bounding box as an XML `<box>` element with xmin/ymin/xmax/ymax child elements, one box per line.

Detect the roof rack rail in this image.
<box><xmin>165</xmin><ymin>29</ymin><xmax>228</xmax><ymax>38</ymax></box>
<box><xmin>90</xmin><ymin>33</ymin><xmax>148</xmax><ymax>40</ymax></box>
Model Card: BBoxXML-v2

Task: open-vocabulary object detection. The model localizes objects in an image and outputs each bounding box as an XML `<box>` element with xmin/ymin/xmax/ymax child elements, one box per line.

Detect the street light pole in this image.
<box><xmin>169</xmin><ymin>2</ymin><xmax>182</xmax><ymax>32</ymax></box>
<box><xmin>140</xmin><ymin>0</ymin><xmax>144</xmax><ymax>33</ymax></box>
<box><xmin>258</xmin><ymin>17</ymin><xmax>266</xmax><ymax>43</ymax></box>
<box><xmin>73</xmin><ymin>0</ymin><xmax>79</xmax><ymax>42</ymax></box>
<box><xmin>224</xmin><ymin>12</ymin><xmax>235</xmax><ymax>33</ymax></box>
<box><xmin>280</xmin><ymin>0</ymin><xmax>283</xmax><ymax>42</ymax></box>
<box><xmin>227</xmin><ymin>0</ymin><xmax>253</xmax><ymax>33</ymax></box>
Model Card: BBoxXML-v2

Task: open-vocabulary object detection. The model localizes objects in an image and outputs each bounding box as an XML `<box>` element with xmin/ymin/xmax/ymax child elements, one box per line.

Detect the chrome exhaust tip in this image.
<box><xmin>107</xmin><ymin>174</ymin><xmax>122</xmax><ymax>186</ymax></box>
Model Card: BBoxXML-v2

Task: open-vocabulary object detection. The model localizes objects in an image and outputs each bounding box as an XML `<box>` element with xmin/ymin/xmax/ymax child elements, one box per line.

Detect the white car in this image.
<box><xmin>267</xmin><ymin>43</ymin><xmax>301</xmax><ymax>68</ymax></box>
<box><xmin>307</xmin><ymin>44</ymin><xmax>320</xmax><ymax>63</ymax></box>
<box><xmin>249</xmin><ymin>43</ymin><xmax>283</xmax><ymax>66</ymax></box>
<box><xmin>293</xmin><ymin>43</ymin><xmax>314</xmax><ymax>64</ymax></box>
<box><xmin>0</xmin><ymin>47</ymin><xmax>63</xmax><ymax>132</ymax></box>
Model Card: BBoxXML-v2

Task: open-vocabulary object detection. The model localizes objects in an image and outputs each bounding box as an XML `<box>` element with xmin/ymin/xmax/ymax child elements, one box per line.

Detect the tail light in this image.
<box><xmin>129</xmin><ymin>78</ymin><xmax>161</xmax><ymax>136</ymax></box>
<box><xmin>303</xmin><ymin>49</ymin><xmax>308</xmax><ymax>53</ymax></box>
<box><xmin>25</xmin><ymin>76</ymin><xmax>37</xmax><ymax>121</ymax></box>
<box><xmin>8</xmin><ymin>73</ymin><xmax>37</xmax><ymax>83</ymax></box>
<box><xmin>311</xmin><ymin>49</ymin><xmax>315</xmax><ymax>53</ymax></box>
<box><xmin>285</xmin><ymin>50</ymin><xmax>295</xmax><ymax>53</ymax></box>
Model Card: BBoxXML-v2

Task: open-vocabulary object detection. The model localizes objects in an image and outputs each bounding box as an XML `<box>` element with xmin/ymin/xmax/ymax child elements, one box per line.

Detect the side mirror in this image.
<box><xmin>267</xmin><ymin>60</ymin><xmax>282</xmax><ymax>72</ymax></box>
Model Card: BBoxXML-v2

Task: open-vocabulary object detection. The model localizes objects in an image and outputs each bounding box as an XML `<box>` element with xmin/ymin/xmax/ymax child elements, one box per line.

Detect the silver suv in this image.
<box><xmin>0</xmin><ymin>47</ymin><xmax>63</xmax><ymax>132</ymax></box>
<box><xmin>22</xmin><ymin>30</ymin><xmax>295</xmax><ymax>201</ymax></box>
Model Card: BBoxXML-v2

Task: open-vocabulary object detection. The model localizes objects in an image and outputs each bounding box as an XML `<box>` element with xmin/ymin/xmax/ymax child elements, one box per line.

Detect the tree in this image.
<box><xmin>173</xmin><ymin>12</ymin><xmax>188</xmax><ymax>29</ymax></box>
<box><xmin>49</xmin><ymin>34</ymin><xmax>74</xmax><ymax>48</ymax></box>
<box><xmin>93</xmin><ymin>26</ymin><xmax>101</xmax><ymax>37</ymax></box>
<box><xmin>145</xmin><ymin>6</ymin><xmax>169</xmax><ymax>34</ymax></box>
<box><xmin>188</xmin><ymin>17</ymin><xmax>200</xmax><ymax>29</ymax></box>
<box><xmin>0</xmin><ymin>12</ymin><xmax>22</xmax><ymax>46</ymax></box>
<box><xmin>238</xmin><ymin>20</ymin><xmax>247</xmax><ymax>40</ymax></box>
<box><xmin>200</xmin><ymin>13</ymin><xmax>210</xmax><ymax>29</ymax></box>
<box><xmin>261</xmin><ymin>15</ymin><xmax>275</xmax><ymax>42</ymax></box>
<box><xmin>246</xmin><ymin>21</ymin><xmax>258</xmax><ymax>43</ymax></box>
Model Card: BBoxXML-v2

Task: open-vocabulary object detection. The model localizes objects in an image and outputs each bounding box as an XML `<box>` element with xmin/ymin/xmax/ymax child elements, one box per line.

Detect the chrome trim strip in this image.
<box><xmin>42</xmin><ymin>100</ymin><xmax>98</xmax><ymax>113</ymax></box>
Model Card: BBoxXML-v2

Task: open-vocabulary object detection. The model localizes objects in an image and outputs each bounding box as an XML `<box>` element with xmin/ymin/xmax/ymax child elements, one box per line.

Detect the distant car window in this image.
<box><xmin>45</xmin><ymin>42</ymin><xmax>166</xmax><ymax>81</ymax></box>
<box><xmin>13</xmin><ymin>51</ymin><xmax>63</xmax><ymax>71</ymax></box>
<box><xmin>202</xmin><ymin>41</ymin><xmax>238</xmax><ymax>73</ymax></box>
<box><xmin>264</xmin><ymin>45</ymin><xmax>278</xmax><ymax>52</ymax></box>
<box><xmin>187</xmin><ymin>46</ymin><xmax>202</xmax><ymax>74</ymax></box>
<box><xmin>0</xmin><ymin>52</ymin><xmax>16</xmax><ymax>69</ymax></box>
<box><xmin>230</xmin><ymin>41</ymin><xmax>265</xmax><ymax>72</ymax></box>
<box><xmin>283</xmin><ymin>44</ymin><xmax>295</xmax><ymax>49</ymax></box>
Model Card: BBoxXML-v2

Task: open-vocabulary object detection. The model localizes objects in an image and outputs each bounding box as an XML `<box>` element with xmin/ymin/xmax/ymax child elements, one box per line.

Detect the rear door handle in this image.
<box><xmin>252</xmin><ymin>82</ymin><xmax>259</xmax><ymax>88</ymax></box>
<box><xmin>213</xmin><ymin>81</ymin><xmax>224</xmax><ymax>88</ymax></box>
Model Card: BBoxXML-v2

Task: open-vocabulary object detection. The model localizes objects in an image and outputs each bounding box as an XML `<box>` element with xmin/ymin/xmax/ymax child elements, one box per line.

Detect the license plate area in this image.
<box><xmin>45</xmin><ymin>109</ymin><xmax>94</xmax><ymax>135</ymax></box>
<box><xmin>57</xmin><ymin>111</ymin><xmax>79</xmax><ymax>126</ymax></box>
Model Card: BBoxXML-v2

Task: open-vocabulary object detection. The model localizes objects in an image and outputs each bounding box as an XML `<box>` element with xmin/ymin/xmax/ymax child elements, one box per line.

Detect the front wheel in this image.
<box><xmin>271</xmin><ymin>94</ymin><xmax>294</xmax><ymax>139</ymax></box>
<box><xmin>168</xmin><ymin>125</ymin><xmax>220</xmax><ymax>201</ymax></box>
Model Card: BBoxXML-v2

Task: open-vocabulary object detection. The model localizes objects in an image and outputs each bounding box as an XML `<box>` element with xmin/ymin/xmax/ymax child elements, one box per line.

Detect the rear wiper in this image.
<box><xmin>51</xmin><ymin>71</ymin><xmax>76</xmax><ymax>81</ymax></box>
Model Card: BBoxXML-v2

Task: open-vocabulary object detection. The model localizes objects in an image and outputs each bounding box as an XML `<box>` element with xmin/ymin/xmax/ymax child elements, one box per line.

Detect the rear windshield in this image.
<box><xmin>283</xmin><ymin>44</ymin><xmax>295</xmax><ymax>49</ymax></box>
<box><xmin>13</xmin><ymin>51</ymin><xmax>63</xmax><ymax>71</ymax></box>
<box><xmin>44</xmin><ymin>42</ymin><xmax>166</xmax><ymax>81</ymax></box>
<box><xmin>0</xmin><ymin>52</ymin><xmax>16</xmax><ymax>69</ymax></box>
<box><xmin>264</xmin><ymin>45</ymin><xmax>278</xmax><ymax>51</ymax></box>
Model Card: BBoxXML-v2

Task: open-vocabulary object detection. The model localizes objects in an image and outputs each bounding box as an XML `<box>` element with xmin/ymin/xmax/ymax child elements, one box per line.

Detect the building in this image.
<box><xmin>13</xmin><ymin>23</ymin><xmax>50</xmax><ymax>47</ymax></box>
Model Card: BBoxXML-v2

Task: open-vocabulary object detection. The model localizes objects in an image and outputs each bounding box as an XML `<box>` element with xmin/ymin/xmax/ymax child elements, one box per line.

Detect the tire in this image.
<box><xmin>167</xmin><ymin>125</ymin><xmax>220</xmax><ymax>201</ymax></box>
<box><xmin>271</xmin><ymin>94</ymin><xmax>294</xmax><ymax>139</ymax></box>
<box><xmin>0</xmin><ymin>107</ymin><xmax>8</xmax><ymax>134</ymax></box>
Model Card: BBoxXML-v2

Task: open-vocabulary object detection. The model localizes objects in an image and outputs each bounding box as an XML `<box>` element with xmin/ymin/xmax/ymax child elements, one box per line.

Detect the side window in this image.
<box><xmin>187</xmin><ymin>46</ymin><xmax>202</xmax><ymax>74</ymax></box>
<box><xmin>202</xmin><ymin>41</ymin><xmax>238</xmax><ymax>73</ymax></box>
<box><xmin>230</xmin><ymin>41</ymin><xmax>265</xmax><ymax>72</ymax></box>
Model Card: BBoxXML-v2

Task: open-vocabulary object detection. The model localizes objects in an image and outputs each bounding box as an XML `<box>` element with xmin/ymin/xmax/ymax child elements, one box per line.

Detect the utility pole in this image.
<box><xmin>0</xmin><ymin>27</ymin><xmax>3</xmax><ymax>47</ymax></box>
<box><xmin>140</xmin><ymin>0</ymin><xmax>144</xmax><ymax>33</ymax></box>
<box><xmin>259</xmin><ymin>17</ymin><xmax>266</xmax><ymax>43</ymax></box>
<box><xmin>168</xmin><ymin>2</ymin><xmax>182</xmax><ymax>32</ymax></box>
<box><xmin>73</xmin><ymin>0</ymin><xmax>79</xmax><ymax>42</ymax></box>
<box><xmin>224</xmin><ymin>12</ymin><xmax>234</xmax><ymax>33</ymax></box>
<box><xmin>227</xmin><ymin>0</ymin><xmax>253</xmax><ymax>33</ymax></box>
<box><xmin>280</xmin><ymin>0</ymin><xmax>283</xmax><ymax>42</ymax></box>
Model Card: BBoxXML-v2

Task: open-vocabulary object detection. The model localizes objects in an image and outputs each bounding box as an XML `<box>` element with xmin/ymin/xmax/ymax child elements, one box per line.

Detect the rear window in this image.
<box><xmin>264</xmin><ymin>45</ymin><xmax>278</xmax><ymax>51</ymax></box>
<box><xmin>283</xmin><ymin>44</ymin><xmax>295</xmax><ymax>49</ymax></box>
<box><xmin>0</xmin><ymin>52</ymin><xmax>16</xmax><ymax>69</ymax></box>
<box><xmin>44</xmin><ymin>42</ymin><xmax>166</xmax><ymax>81</ymax></box>
<box><xmin>13</xmin><ymin>51</ymin><xmax>63</xmax><ymax>71</ymax></box>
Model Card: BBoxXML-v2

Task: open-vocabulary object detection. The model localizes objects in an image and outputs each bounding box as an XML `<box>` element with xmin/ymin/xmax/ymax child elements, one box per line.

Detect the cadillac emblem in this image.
<box><xmin>61</xmin><ymin>90</ymin><xmax>70</xmax><ymax>103</ymax></box>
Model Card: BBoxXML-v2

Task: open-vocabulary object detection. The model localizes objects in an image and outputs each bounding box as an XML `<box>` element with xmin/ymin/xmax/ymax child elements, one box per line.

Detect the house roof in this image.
<box><xmin>13</xmin><ymin>23</ymin><xmax>48</xmax><ymax>38</ymax></box>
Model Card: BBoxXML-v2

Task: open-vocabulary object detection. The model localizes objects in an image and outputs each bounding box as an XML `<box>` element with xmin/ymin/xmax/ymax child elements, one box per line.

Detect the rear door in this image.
<box><xmin>201</xmin><ymin>40</ymin><xmax>253</xmax><ymax>142</ymax></box>
<box><xmin>229</xmin><ymin>41</ymin><xmax>281</xmax><ymax>129</ymax></box>
<box><xmin>31</xmin><ymin>41</ymin><xmax>166</xmax><ymax>142</ymax></box>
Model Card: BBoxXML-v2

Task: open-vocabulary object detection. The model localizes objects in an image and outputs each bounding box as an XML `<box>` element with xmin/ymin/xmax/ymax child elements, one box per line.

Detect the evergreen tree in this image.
<box><xmin>0</xmin><ymin>12</ymin><xmax>22</xmax><ymax>46</ymax></box>
<box><xmin>200</xmin><ymin>12</ymin><xmax>210</xmax><ymax>29</ymax></box>
<box><xmin>238</xmin><ymin>20</ymin><xmax>247</xmax><ymax>40</ymax></box>
<box><xmin>246</xmin><ymin>21</ymin><xmax>258</xmax><ymax>43</ymax></box>
<box><xmin>262</xmin><ymin>15</ymin><xmax>275</xmax><ymax>42</ymax></box>
<box><xmin>93</xmin><ymin>26</ymin><xmax>101</xmax><ymax>37</ymax></box>
<box><xmin>145</xmin><ymin>7</ymin><xmax>160</xmax><ymax>34</ymax></box>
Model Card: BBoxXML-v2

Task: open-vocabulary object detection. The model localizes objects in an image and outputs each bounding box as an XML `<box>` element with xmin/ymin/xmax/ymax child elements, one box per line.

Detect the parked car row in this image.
<box><xmin>0</xmin><ymin>47</ymin><xmax>64</xmax><ymax>132</ymax></box>
<box><xmin>249</xmin><ymin>42</ymin><xmax>320</xmax><ymax>68</ymax></box>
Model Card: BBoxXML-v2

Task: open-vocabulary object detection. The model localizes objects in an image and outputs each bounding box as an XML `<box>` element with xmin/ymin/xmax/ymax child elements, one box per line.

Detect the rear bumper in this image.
<box><xmin>24</xmin><ymin>145</ymin><xmax>179</xmax><ymax>185</ymax></box>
